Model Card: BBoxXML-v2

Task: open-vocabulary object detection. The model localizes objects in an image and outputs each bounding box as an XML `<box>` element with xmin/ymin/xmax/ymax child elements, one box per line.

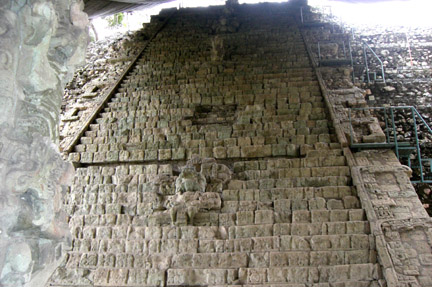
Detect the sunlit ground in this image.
<box><xmin>308</xmin><ymin>0</ymin><xmax>432</xmax><ymax>28</ymax></box>
<box><xmin>91</xmin><ymin>0</ymin><xmax>432</xmax><ymax>40</ymax></box>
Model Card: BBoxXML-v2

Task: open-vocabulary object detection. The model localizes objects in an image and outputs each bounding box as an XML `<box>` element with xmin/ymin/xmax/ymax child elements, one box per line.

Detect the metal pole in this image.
<box><xmin>363</xmin><ymin>41</ymin><xmax>386</xmax><ymax>84</ymax></box>
<box><xmin>383</xmin><ymin>107</ymin><xmax>390</xmax><ymax>143</ymax></box>
<box><xmin>412</xmin><ymin>107</ymin><xmax>424</xmax><ymax>182</ymax></box>
<box><xmin>349</xmin><ymin>41</ymin><xmax>355</xmax><ymax>84</ymax></box>
<box><xmin>406</xmin><ymin>32</ymin><xmax>414</xmax><ymax>67</ymax></box>
<box><xmin>342</xmin><ymin>41</ymin><xmax>346</xmax><ymax>58</ymax></box>
<box><xmin>349</xmin><ymin>109</ymin><xmax>354</xmax><ymax>146</ymax></box>
<box><xmin>390</xmin><ymin>107</ymin><xmax>399</xmax><ymax>159</ymax></box>
<box><xmin>300</xmin><ymin>7</ymin><xmax>304</xmax><ymax>23</ymax></box>
<box><xmin>413</xmin><ymin>108</ymin><xmax>432</xmax><ymax>134</ymax></box>
<box><xmin>363</xmin><ymin>43</ymin><xmax>370</xmax><ymax>84</ymax></box>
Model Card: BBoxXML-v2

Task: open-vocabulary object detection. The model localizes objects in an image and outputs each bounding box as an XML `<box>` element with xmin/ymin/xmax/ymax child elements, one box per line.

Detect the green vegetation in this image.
<box><xmin>105</xmin><ymin>13</ymin><xmax>124</xmax><ymax>27</ymax></box>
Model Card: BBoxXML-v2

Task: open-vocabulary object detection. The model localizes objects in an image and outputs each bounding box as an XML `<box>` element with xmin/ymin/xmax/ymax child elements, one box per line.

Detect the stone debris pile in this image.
<box><xmin>60</xmin><ymin>19</ymin><xmax>164</xmax><ymax>151</ymax></box>
<box><xmin>353</xmin><ymin>26</ymin><xmax>432</xmax><ymax>213</ymax></box>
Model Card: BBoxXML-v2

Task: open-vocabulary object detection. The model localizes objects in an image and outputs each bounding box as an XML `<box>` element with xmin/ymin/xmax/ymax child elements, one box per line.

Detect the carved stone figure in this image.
<box><xmin>169</xmin><ymin>166</ymin><xmax>206</xmax><ymax>225</ymax></box>
<box><xmin>145</xmin><ymin>157</ymin><xmax>231</xmax><ymax>226</ymax></box>
<box><xmin>175</xmin><ymin>166</ymin><xmax>206</xmax><ymax>194</ymax></box>
<box><xmin>211</xmin><ymin>36</ymin><xmax>224</xmax><ymax>61</ymax></box>
<box><xmin>200</xmin><ymin>158</ymin><xmax>232</xmax><ymax>192</ymax></box>
<box><xmin>168</xmin><ymin>191</ymin><xmax>201</xmax><ymax>225</ymax></box>
<box><xmin>152</xmin><ymin>174</ymin><xmax>175</xmax><ymax>210</ymax></box>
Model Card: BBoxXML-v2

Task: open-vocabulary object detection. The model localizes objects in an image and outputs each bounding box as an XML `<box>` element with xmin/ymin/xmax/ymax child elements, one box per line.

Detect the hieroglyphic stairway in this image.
<box><xmin>48</xmin><ymin>3</ymin><xmax>383</xmax><ymax>286</ymax></box>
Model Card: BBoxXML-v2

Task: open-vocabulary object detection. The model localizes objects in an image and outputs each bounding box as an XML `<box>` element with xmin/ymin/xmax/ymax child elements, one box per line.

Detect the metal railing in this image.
<box><xmin>363</xmin><ymin>41</ymin><xmax>386</xmax><ymax>84</ymax></box>
<box><xmin>349</xmin><ymin>106</ymin><xmax>432</xmax><ymax>183</ymax></box>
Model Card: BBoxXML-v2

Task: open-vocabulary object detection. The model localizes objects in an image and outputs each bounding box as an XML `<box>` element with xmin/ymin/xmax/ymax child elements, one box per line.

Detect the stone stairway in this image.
<box><xmin>48</xmin><ymin>3</ymin><xmax>383</xmax><ymax>287</ymax></box>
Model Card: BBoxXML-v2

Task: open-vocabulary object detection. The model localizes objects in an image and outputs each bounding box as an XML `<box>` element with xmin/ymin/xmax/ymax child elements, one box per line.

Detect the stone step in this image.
<box><xmin>227</xmin><ymin>176</ymin><xmax>351</xmax><ymax>190</ymax></box>
<box><xmin>86</xmin><ymin>120</ymin><xmax>330</xmax><ymax>134</ymax></box>
<box><xmin>131</xmin><ymin>68</ymin><xmax>316</xmax><ymax>78</ymax></box>
<box><xmin>72</xmin><ymin>143</ymin><xmax>344</xmax><ymax>164</ymax></box>
<box><xmin>65</xmin><ymin>250</ymin><xmax>375</xmax><ymax>270</ymax></box>
<box><xmin>68</xmin><ymin>190</ymin><xmax>360</xmax><ymax>213</ymax></box>
<box><xmin>70</xmin><ymin>222</ymin><xmax>371</xmax><ymax>243</ymax></box>
<box><xmin>77</xmin><ymin>135</ymin><xmax>334</xmax><ymax>151</ymax></box>
<box><xmin>145</xmin><ymin>208</ymin><xmax>364</xmax><ymax>226</ymax></box>
<box><xmin>119</xmin><ymin>78</ymin><xmax>320</xmax><ymax>87</ymax></box>
<box><xmin>97</xmin><ymin>109</ymin><xmax>326</xmax><ymax>120</ymax></box>
<box><xmin>120</xmin><ymin>79</ymin><xmax>319</xmax><ymax>88</ymax></box>
<box><xmin>233</xmin><ymin>156</ymin><xmax>347</xmax><ymax>172</ymax></box>
<box><xmin>101</xmin><ymin>103</ymin><xmax>326</xmax><ymax>114</ymax></box>
<box><xmin>237</xmin><ymin>166</ymin><xmax>350</xmax><ymax>180</ymax></box>
<box><xmin>87</xmin><ymin>119</ymin><xmax>330</xmax><ymax>135</ymax></box>
<box><xmin>70</xmin><ymin>223</ymin><xmax>372</xmax><ymax>255</ymax></box>
<box><xmin>222</xmin><ymin>186</ymin><xmax>355</xmax><ymax>201</ymax></box>
<box><xmin>50</xmin><ymin>264</ymin><xmax>380</xmax><ymax>286</ymax></box>
<box><xmin>220</xmin><ymin>196</ymin><xmax>361</xmax><ymax>212</ymax></box>
<box><xmin>165</xmin><ymin>264</ymin><xmax>381</xmax><ymax>285</ymax></box>
<box><xmin>107</xmin><ymin>95</ymin><xmax>324</xmax><ymax>106</ymax></box>
<box><xmin>125</xmin><ymin>72</ymin><xmax>317</xmax><ymax>81</ymax></box>
<box><xmin>125</xmin><ymin>69</ymin><xmax>316</xmax><ymax>77</ymax></box>
<box><xmin>83</xmin><ymin>127</ymin><xmax>331</xmax><ymax>141</ymax></box>
<box><xmin>305</xmin><ymin>149</ymin><xmax>343</xmax><ymax>157</ymax></box>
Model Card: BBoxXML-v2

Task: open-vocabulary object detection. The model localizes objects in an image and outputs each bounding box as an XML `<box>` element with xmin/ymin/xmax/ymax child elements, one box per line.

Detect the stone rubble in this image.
<box><xmin>352</xmin><ymin>25</ymin><xmax>432</xmax><ymax>214</ymax></box>
<box><xmin>60</xmin><ymin>19</ymin><xmax>164</xmax><ymax>151</ymax></box>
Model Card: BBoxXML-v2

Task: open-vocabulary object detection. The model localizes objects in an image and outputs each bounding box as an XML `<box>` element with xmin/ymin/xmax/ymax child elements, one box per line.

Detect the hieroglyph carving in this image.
<box><xmin>381</xmin><ymin>219</ymin><xmax>432</xmax><ymax>287</ymax></box>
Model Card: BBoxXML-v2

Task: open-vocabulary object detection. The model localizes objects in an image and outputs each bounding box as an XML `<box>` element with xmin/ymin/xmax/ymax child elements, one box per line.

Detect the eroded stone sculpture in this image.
<box><xmin>0</xmin><ymin>0</ymin><xmax>87</xmax><ymax>286</ymax></box>
<box><xmin>146</xmin><ymin>157</ymin><xmax>231</xmax><ymax>225</ymax></box>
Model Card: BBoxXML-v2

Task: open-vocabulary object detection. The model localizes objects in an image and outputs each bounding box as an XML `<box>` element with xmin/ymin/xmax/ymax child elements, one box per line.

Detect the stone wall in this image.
<box><xmin>0</xmin><ymin>0</ymin><xmax>87</xmax><ymax>286</ymax></box>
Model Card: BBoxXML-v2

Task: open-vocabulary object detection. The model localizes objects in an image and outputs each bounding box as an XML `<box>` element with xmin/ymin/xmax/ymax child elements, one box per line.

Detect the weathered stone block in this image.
<box><xmin>311</xmin><ymin>210</ymin><xmax>330</xmax><ymax>223</ymax></box>
<box><xmin>145</xmin><ymin>149</ymin><xmax>158</xmax><ymax>160</ymax></box>
<box><xmin>348</xmin><ymin>209</ymin><xmax>365</xmax><ymax>221</ymax></box>
<box><xmin>255</xmin><ymin>210</ymin><xmax>274</xmax><ymax>224</ymax></box>
<box><xmin>81</xmin><ymin>152</ymin><xmax>93</xmax><ymax>163</ymax></box>
<box><xmin>241</xmin><ymin>145</ymin><xmax>272</xmax><ymax>158</ymax></box>
<box><xmin>272</xmin><ymin>144</ymin><xmax>286</xmax><ymax>156</ymax></box>
<box><xmin>236</xmin><ymin>211</ymin><xmax>254</xmax><ymax>226</ymax></box>
<box><xmin>107</xmin><ymin>151</ymin><xmax>120</xmax><ymax>161</ymax></box>
<box><xmin>158</xmin><ymin>149</ymin><xmax>172</xmax><ymax>160</ymax></box>
<box><xmin>343</xmin><ymin>196</ymin><xmax>360</xmax><ymax>209</ymax></box>
<box><xmin>172</xmin><ymin>148</ymin><xmax>185</xmax><ymax>160</ymax></box>
<box><xmin>119</xmin><ymin>150</ymin><xmax>130</xmax><ymax>161</ymax></box>
<box><xmin>246</xmin><ymin>268</ymin><xmax>267</xmax><ymax>283</ymax></box>
<box><xmin>327</xmin><ymin>199</ymin><xmax>344</xmax><ymax>210</ymax></box>
<box><xmin>213</xmin><ymin>147</ymin><xmax>227</xmax><ymax>159</ymax></box>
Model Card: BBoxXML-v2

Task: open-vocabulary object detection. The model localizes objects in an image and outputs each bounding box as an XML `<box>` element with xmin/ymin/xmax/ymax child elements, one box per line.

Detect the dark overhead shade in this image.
<box><xmin>84</xmin><ymin>0</ymin><xmax>174</xmax><ymax>18</ymax></box>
